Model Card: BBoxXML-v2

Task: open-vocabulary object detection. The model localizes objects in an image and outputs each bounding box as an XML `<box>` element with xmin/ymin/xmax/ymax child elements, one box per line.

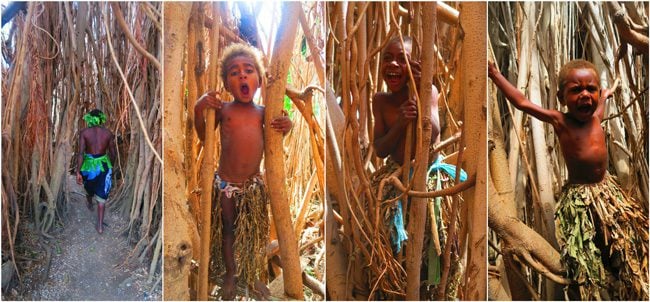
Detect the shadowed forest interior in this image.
<box><xmin>1</xmin><ymin>1</ymin><xmax>648</xmax><ymax>302</ymax></box>
<box><xmin>2</xmin><ymin>2</ymin><xmax>162</xmax><ymax>300</ymax></box>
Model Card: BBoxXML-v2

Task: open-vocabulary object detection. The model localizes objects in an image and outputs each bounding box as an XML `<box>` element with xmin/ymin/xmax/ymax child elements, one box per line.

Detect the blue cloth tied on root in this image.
<box><xmin>390</xmin><ymin>155</ymin><xmax>467</xmax><ymax>254</ymax></box>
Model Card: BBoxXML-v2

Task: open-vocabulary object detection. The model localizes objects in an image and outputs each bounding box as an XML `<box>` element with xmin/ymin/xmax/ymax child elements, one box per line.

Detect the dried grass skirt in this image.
<box><xmin>555</xmin><ymin>173</ymin><xmax>649</xmax><ymax>300</ymax></box>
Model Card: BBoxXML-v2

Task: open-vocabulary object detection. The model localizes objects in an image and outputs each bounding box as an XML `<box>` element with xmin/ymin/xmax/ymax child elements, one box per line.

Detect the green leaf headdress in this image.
<box><xmin>83</xmin><ymin>112</ymin><xmax>107</xmax><ymax>127</ymax></box>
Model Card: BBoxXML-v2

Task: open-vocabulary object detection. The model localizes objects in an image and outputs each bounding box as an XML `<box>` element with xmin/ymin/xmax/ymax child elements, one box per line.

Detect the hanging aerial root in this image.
<box><xmin>103</xmin><ymin>4</ymin><xmax>162</xmax><ymax>164</ymax></box>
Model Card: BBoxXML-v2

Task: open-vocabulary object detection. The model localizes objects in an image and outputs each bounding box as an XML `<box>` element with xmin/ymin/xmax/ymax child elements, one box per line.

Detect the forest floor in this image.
<box><xmin>3</xmin><ymin>175</ymin><xmax>161</xmax><ymax>301</ymax></box>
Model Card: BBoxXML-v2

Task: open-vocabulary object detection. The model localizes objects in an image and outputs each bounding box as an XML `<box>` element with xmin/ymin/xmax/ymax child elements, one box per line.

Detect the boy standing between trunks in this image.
<box><xmin>194</xmin><ymin>43</ymin><xmax>292</xmax><ymax>300</ymax></box>
<box><xmin>489</xmin><ymin>60</ymin><xmax>648</xmax><ymax>300</ymax></box>
<box><xmin>367</xmin><ymin>36</ymin><xmax>467</xmax><ymax>299</ymax></box>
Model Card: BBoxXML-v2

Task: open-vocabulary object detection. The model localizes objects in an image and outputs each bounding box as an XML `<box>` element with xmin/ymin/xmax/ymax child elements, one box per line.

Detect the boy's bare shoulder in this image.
<box><xmin>373</xmin><ymin>91</ymin><xmax>391</xmax><ymax>99</ymax></box>
<box><xmin>79</xmin><ymin>127</ymin><xmax>93</xmax><ymax>137</ymax></box>
<box><xmin>251</xmin><ymin>103</ymin><xmax>265</xmax><ymax>116</ymax></box>
<box><xmin>104</xmin><ymin>127</ymin><xmax>115</xmax><ymax>137</ymax></box>
<box><xmin>544</xmin><ymin>109</ymin><xmax>570</xmax><ymax>130</ymax></box>
<box><xmin>372</xmin><ymin>91</ymin><xmax>391</xmax><ymax>107</ymax></box>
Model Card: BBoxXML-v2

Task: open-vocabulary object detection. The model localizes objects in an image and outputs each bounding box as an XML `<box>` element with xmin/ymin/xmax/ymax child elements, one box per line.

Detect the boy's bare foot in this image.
<box><xmin>252</xmin><ymin>280</ymin><xmax>271</xmax><ymax>300</ymax></box>
<box><xmin>222</xmin><ymin>274</ymin><xmax>236</xmax><ymax>300</ymax></box>
<box><xmin>96</xmin><ymin>223</ymin><xmax>103</xmax><ymax>234</ymax></box>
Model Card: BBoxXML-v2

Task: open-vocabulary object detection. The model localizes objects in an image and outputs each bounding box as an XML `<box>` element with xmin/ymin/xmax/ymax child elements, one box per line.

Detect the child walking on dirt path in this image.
<box><xmin>488</xmin><ymin>60</ymin><xmax>649</xmax><ymax>300</ymax></box>
<box><xmin>194</xmin><ymin>43</ymin><xmax>292</xmax><ymax>300</ymax></box>
<box><xmin>76</xmin><ymin>109</ymin><xmax>117</xmax><ymax>235</ymax></box>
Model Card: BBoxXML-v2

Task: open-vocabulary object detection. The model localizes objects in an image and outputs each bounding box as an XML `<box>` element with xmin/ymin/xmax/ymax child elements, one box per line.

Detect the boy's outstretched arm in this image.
<box><xmin>488</xmin><ymin>62</ymin><xmax>561</xmax><ymax>126</ymax></box>
<box><xmin>194</xmin><ymin>91</ymin><xmax>222</xmax><ymax>141</ymax></box>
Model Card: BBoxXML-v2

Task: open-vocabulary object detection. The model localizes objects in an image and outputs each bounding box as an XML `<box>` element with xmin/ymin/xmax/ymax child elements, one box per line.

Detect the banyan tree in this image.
<box><xmin>163</xmin><ymin>2</ymin><xmax>325</xmax><ymax>300</ymax></box>
<box><xmin>488</xmin><ymin>2</ymin><xmax>649</xmax><ymax>300</ymax></box>
<box><xmin>2</xmin><ymin>2</ymin><xmax>162</xmax><ymax>300</ymax></box>
<box><xmin>325</xmin><ymin>2</ymin><xmax>486</xmax><ymax>300</ymax></box>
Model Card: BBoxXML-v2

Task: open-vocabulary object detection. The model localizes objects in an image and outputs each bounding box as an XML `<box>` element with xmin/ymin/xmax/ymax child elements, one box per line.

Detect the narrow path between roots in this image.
<box><xmin>24</xmin><ymin>175</ymin><xmax>160</xmax><ymax>301</ymax></box>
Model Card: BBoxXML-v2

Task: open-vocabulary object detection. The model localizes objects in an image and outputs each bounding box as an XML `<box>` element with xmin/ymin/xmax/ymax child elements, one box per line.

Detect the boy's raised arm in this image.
<box><xmin>194</xmin><ymin>91</ymin><xmax>222</xmax><ymax>141</ymax></box>
<box><xmin>594</xmin><ymin>87</ymin><xmax>613</xmax><ymax>120</ymax></box>
<box><xmin>488</xmin><ymin>62</ymin><xmax>561</xmax><ymax>126</ymax></box>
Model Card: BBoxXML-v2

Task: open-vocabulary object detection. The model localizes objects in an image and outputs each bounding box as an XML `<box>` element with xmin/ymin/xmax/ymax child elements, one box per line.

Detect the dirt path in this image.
<box><xmin>17</xmin><ymin>175</ymin><xmax>161</xmax><ymax>301</ymax></box>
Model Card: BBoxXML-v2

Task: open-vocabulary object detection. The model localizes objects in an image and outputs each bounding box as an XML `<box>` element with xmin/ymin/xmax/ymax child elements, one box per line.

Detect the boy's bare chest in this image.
<box><xmin>221</xmin><ymin>106</ymin><xmax>264</xmax><ymax>131</ymax></box>
<box><xmin>557</xmin><ymin>120</ymin><xmax>607</xmax><ymax>163</ymax></box>
<box><xmin>382</xmin><ymin>102</ymin><xmax>404</xmax><ymax>127</ymax></box>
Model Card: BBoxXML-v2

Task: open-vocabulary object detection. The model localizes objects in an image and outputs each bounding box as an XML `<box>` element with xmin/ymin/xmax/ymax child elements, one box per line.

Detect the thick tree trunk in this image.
<box><xmin>489</xmin><ymin>110</ymin><xmax>566</xmax><ymax>290</ymax></box>
<box><xmin>489</xmin><ymin>87</ymin><xmax>533</xmax><ymax>301</ymax></box>
<box><xmin>163</xmin><ymin>3</ymin><xmax>198</xmax><ymax>300</ymax></box>
<box><xmin>459</xmin><ymin>3</ymin><xmax>487</xmax><ymax>300</ymax></box>
<box><xmin>263</xmin><ymin>2</ymin><xmax>304</xmax><ymax>299</ymax></box>
<box><xmin>196</xmin><ymin>4</ymin><xmax>221</xmax><ymax>299</ymax></box>
<box><xmin>489</xmin><ymin>71</ymin><xmax>568</xmax><ymax>298</ymax></box>
<box><xmin>184</xmin><ymin>4</ymin><xmax>201</xmax><ymax>226</ymax></box>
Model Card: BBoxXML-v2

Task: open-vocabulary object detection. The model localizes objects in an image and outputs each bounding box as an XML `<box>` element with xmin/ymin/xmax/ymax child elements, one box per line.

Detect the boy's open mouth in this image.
<box><xmin>385</xmin><ymin>71</ymin><xmax>402</xmax><ymax>84</ymax></box>
<box><xmin>577</xmin><ymin>103</ymin><xmax>592</xmax><ymax>113</ymax></box>
<box><xmin>240</xmin><ymin>84</ymin><xmax>250</xmax><ymax>96</ymax></box>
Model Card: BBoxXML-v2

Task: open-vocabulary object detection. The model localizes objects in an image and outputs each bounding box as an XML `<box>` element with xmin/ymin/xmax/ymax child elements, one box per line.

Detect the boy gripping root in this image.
<box><xmin>194</xmin><ymin>43</ymin><xmax>292</xmax><ymax>300</ymax></box>
<box><xmin>489</xmin><ymin>60</ymin><xmax>648</xmax><ymax>300</ymax></box>
<box><xmin>367</xmin><ymin>36</ymin><xmax>465</xmax><ymax>299</ymax></box>
<box><xmin>373</xmin><ymin>36</ymin><xmax>440</xmax><ymax>165</ymax></box>
<box><xmin>76</xmin><ymin>109</ymin><xmax>117</xmax><ymax>235</ymax></box>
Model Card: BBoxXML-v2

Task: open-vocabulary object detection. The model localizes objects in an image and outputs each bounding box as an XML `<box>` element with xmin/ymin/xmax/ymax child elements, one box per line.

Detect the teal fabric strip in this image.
<box><xmin>427</xmin><ymin>154</ymin><xmax>467</xmax><ymax>182</ymax></box>
<box><xmin>392</xmin><ymin>200</ymin><xmax>409</xmax><ymax>253</ymax></box>
<box><xmin>391</xmin><ymin>155</ymin><xmax>465</xmax><ymax>255</ymax></box>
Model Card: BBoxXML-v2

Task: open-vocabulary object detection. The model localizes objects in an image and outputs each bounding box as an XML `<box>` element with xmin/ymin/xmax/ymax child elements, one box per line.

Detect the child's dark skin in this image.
<box><xmin>194</xmin><ymin>55</ymin><xmax>291</xmax><ymax>300</ymax></box>
<box><xmin>488</xmin><ymin>61</ymin><xmax>612</xmax><ymax>184</ymax></box>
<box><xmin>373</xmin><ymin>39</ymin><xmax>440</xmax><ymax>165</ymax></box>
<box><xmin>75</xmin><ymin>125</ymin><xmax>116</xmax><ymax>234</ymax></box>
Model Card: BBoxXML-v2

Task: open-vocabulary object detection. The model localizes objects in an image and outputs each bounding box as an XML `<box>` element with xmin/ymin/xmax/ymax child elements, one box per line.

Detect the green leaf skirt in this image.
<box><xmin>555</xmin><ymin>173</ymin><xmax>649</xmax><ymax>300</ymax></box>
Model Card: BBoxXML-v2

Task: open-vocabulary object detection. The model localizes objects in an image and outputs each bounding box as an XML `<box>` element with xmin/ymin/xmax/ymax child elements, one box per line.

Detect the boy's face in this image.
<box><xmin>225</xmin><ymin>55</ymin><xmax>260</xmax><ymax>103</ymax></box>
<box><xmin>380</xmin><ymin>41</ymin><xmax>412</xmax><ymax>92</ymax></box>
<box><xmin>558</xmin><ymin>68</ymin><xmax>600</xmax><ymax>122</ymax></box>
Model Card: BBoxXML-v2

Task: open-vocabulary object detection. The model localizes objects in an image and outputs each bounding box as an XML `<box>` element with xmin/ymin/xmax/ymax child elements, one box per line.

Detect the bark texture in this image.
<box><xmin>458</xmin><ymin>3</ymin><xmax>487</xmax><ymax>300</ymax></box>
<box><xmin>163</xmin><ymin>3</ymin><xmax>196</xmax><ymax>300</ymax></box>
<box><xmin>263</xmin><ymin>2</ymin><xmax>305</xmax><ymax>299</ymax></box>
